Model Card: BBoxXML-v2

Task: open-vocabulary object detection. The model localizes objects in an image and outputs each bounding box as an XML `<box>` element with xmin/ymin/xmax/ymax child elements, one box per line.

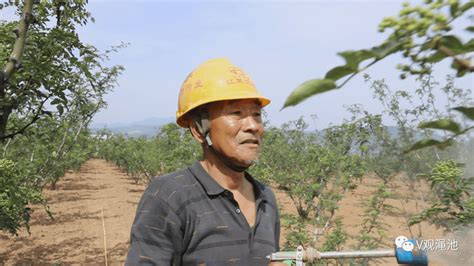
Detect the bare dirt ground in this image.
<box><xmin>275</xmin><ymin>175</ymin><xmax>449</xmax><ymax>266</ymax></box>
<box><xmin>0</xmin><ymin>159</ymin><xmax>469</xmax><ymax>265</ymax></box>
<box><xmin>0</xmin><ymin>159</ymin><xmax>145</xmax><ymax>265</ymax></box>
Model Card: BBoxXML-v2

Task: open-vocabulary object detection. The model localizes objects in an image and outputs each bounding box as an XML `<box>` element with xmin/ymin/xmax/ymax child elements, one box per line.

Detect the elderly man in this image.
<box><xmin>126</xmin><ymin>58</ymin><xmax>281</xmax><ymax>265</ymax></box>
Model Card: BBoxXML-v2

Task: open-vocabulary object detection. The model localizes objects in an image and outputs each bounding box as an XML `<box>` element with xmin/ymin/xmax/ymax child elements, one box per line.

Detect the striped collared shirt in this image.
<box><xmin>125</xmin><ymin>161</ymin><xmax>280</xmax><ymax>265</ymax></box>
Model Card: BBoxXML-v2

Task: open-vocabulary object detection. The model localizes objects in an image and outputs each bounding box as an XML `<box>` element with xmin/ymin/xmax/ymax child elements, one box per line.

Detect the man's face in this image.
<box><xmin>207</xmin><ymin>99</ymin><xmax>264</xmax><ymax>167</ymax></box>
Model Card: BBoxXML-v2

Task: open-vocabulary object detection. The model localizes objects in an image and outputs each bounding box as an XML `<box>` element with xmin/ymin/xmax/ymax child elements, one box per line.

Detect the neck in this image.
<box><xmin>200</xmin><ymin>150</ymin><xmax>246</xmax><ymax>191</ymax></box>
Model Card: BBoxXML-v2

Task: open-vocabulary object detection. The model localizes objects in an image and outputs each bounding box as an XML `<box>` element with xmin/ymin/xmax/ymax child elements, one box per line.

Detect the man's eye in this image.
<box><xmin>231</xmin><ymin>111</ymin><xmax>241</xmax><ymax>115</ymax></box>
<box><xmin>253</xmin><ymin>112</ymin><xmax>261</xmax><ymax>117</ymax></box>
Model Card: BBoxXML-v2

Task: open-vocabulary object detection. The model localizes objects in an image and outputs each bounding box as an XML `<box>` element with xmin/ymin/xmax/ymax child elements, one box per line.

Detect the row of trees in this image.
<box><xmin>97</xmin><ymin>123</ymin><xmax>199</xmax><ymax>183</ymax></box>
<box><xmin>1</xmin><ymin>105</ymin><xmax>99</xmax><ymax>234</ymax></box>
<box><xmin>1</xmin><ymin>1</ymin><xmax>123</xmax><ymax>234</ymax></box>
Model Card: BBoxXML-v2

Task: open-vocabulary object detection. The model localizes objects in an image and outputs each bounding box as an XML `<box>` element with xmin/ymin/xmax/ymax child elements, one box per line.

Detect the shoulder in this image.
<box><xmin>141</xmin><ymin>166</ymin><xmax>199</xmax><ymax>213</ymax></box>
<box><xmin>146</xmin><ymin>168</ymin><xmax>195</xmax><ymax>198</ymax></box>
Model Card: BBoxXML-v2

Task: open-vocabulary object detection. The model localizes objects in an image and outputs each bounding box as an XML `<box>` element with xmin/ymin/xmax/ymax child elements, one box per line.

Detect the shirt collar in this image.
<box><xmin>189</xmin><ymin>161</ymin><xmax>267</xmax><ymax>201</ymax></box>
<box><xmin>189</xmin><ymin>161</ymin><xmax>225</xmax><ymax>196</ymax></box>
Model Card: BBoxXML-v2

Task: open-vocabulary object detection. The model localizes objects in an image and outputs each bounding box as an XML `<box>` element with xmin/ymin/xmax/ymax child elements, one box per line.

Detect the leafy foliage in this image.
<box><xmin>408</xmin><ymin>106</ymin><xmax>474</xmax><ymax>152</ymax></box>
<box><xmin>280</xmin><ymin>214</ymin><xmax>312</xmax><ymax>251</ymax></box>
<box><xmin>268</xmin><ymin>72</ymin><xmax>472</xmax><ymax>254</ymax></box>
<box><xmin>283</xmin><ymin>0</ymin><xmax>473</xmax><ymax>151</ymax></box>
<box><xmin>252</xmin><ymin>116</ymin><xmax>377</xmax><ymax>249</ymax></box>
<box><xmin>0</xmin><ymin>0</ymin><xmax>124</xmax><ymax>140</ymax></box>
<box><xmin>0</xmin><ymin>1</ymin><xmax>123</xmax><ymax>234</ymax></box>
<box><xmin>409</xmin><ymin>160</ymin><xmax>474</xmax><ymax>231</ymax></box>
<box><xmin>0</xmin><ymin>159</ymin><xmax>44</xmax><ymax>234</ymax></box>
<box><xmin>1</xmin><ymin>107</ymin><xmax>99</xmax><ymax>234</ymax></box>
<box><xmin>284</xmin><ymin>0</ymin><xmax>473</xmax><ymax>108</ymax></box>
<box><xmin>355</xmin><ymin>184</ymin><xmax>392</xmax><ymax>251</ymax></box>
<box><xmin>319</xmin><ymin>218</ymin><xmax>347</xmax><ymax>252</ymax></box>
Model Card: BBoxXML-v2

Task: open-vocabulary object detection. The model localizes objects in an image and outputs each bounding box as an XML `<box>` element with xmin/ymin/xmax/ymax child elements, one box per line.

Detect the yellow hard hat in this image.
<box><xmin>176</xmin><ymin>58</ymin><xmax>270</xmax><ymax>128</ymax></box>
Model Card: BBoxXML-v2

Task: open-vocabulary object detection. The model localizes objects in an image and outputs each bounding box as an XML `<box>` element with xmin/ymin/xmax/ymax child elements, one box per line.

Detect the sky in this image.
<box><xmin>1</xmin><ymin>0</ymin><xmax>472</xmax><ymax>129</ymax></box>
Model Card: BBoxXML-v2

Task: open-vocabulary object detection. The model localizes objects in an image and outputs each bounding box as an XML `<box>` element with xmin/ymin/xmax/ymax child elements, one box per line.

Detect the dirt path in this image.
<box><xmin>0</xmin><ymin>159</ymin><xmax>145</xmax><ymax>265</ymax></box>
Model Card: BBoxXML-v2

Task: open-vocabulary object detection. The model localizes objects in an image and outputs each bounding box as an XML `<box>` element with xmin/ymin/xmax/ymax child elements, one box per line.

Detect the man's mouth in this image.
<box><xmin>240</xmin><ymin>139</ymin><xmax>260</xmax><ymax>145</ymax></box>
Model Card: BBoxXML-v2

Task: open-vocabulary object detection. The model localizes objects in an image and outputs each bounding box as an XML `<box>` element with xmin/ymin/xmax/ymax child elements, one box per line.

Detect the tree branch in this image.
<box><xmin>1</xmin><ymin>0</ymin><xmax>35</xmax><ymax>85</ymax></box>
<box><xmin>1</xmin><ymin>96</ymin><xmax>49</xmax><ymax>140</ymax></box>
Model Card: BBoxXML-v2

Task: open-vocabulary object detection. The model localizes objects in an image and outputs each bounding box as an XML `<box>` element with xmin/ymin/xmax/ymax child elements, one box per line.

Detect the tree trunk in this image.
<box><xmin>0</xmin><ymin>0</ymin><xmax>35</xmax><ymax>141</ymax></box>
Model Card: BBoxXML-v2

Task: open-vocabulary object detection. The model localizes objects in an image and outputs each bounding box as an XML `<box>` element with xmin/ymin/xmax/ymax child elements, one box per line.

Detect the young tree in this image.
<box><xmin>254</xmin><ymin>117</ymin><xmax>375</xmax><ymax>249</ymax></box>
<box><xmin>409</xmin><ymin>160</ymin><xmax>474</xmax><ymax>231</ymax></box>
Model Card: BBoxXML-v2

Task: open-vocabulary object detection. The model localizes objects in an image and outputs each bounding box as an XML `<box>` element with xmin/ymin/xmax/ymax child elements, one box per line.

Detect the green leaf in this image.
<box><xmin>50</xmin><ymin>98</ymin><xmax>61</xmax><ymax>105</ymax></box>
<box><xmin>452</xmin><ymin>60</ymin><xmax>468</xmax><ymax>77</ymax></box>
<box><xmin>41</xmin><ymin>110</ymin><xmax>53</xmax><ymax>117</ymax></box>
<box><xmin>465</xmin><ymin>38</ymin><xmax>474</xmax><ymax>52</ymax></box>
<box><xmin>338</xmin><ymin>50</ymin><xmax>375</xmax><ymax>69</ymax></box>
<box><xmin>283</xmin><ymin>79</ymin><xmax>337</xmax><ymax>108</ymax></box>
<box><xmin>439</xmin><ymin>35</ymin><xmax>464</xmax><ymax>54</ymax></box>
<box><xmin>450</xmin><ymin>2</ymin><xmax>459</xmax><ymax>17</ymax></box>
<box><xmin>421</xmin><ymin>36</ymin><xmax>441</xmax><ymax>50</ymax></box>
<box><xmin>325</xmin><ymin>65</ymin><xmax>355</xmax><ymax>81</ymax></box>
<box><xmin>452</xmin><ymin>106</ymin><xmax>474</xmax><ymax>120</ymax></box>
<box><xmin>405</xmin><ymin>139</ymin><xmax>453</xmax><ymax>153</ymax></box>
<box><xmin>426</xmin><ymin>50</ymin><xmax>448</xmax><ymax>63</ymax></box>
<box><xmin>459</xmin><ymin>2</ymin><xmax>474</xmax><ymax>13</ymax></box>
<box><xmin>84</xmin><ymin>56</ymin><xmax>93</xmax><ymax>63</ymax></box>
<box><xmin>419</xmin><ymin>119</ymin><xmax>461</xmax><ymax>133</ymax></box>
<box><xmin>57</xmin><ymin>105</ymin><xmax>64</xmax><ymax>115</ymax></box>
<box><xmin>466</xmin><ymin>26</ymin><xmax>474</xmax><ymax>33</ymax></box>
<box><xmin>371</xmin><ymin>39</ymin><xmax>403</xmax><ymax>59</ymax></box>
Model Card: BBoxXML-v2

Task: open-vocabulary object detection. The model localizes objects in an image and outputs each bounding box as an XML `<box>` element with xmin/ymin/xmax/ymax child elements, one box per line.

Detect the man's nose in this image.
<box><xmin>241</xmin><ymin>115</ymin><xmax>261</xmax><ymax>133</ymax></box>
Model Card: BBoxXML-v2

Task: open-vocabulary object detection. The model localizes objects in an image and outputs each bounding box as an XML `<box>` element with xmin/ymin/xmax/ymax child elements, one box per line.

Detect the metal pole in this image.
<box><xmin>268</xmin><ymin>248</ymin><xmax>396</xmax><ymax>261</ymax></box>
<box><xmin>319</xmin><ymin>249</ymin><xmax>395</xmax><ymax>259</ymax></box>
<box><xmin>268</xmin><ymin>251</ymin><xmax>299</xmax><ymax>261</ymax></box>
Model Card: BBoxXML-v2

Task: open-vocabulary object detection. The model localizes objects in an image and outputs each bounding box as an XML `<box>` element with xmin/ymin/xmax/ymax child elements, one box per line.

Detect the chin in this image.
<box><xmin>228</xmin><ymin>148</ymin><xmax>261</xmax><ymax>167</ymax></box>
<box><xmin>236</xmin><ymin>155</ymin><xmax>260</xmax><ymax>167</ymax></box>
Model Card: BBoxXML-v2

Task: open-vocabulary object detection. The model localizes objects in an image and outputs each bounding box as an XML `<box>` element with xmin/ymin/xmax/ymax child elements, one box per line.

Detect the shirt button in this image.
<box><xmin>235</xmin><ymin>208</ymin><xmax>241</xmax><ymax>214</ymax></box>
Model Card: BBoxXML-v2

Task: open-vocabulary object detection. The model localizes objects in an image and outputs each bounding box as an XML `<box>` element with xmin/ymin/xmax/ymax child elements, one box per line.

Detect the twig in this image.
<box><xmin>2</xmin><ymin>137</ymin><xmax>11</xmax><ymax>157</ymax></box>
<box><xmin>100</xmin><ymin>201</ymin><xmax>108</xmax><ymax>266</ymax></box>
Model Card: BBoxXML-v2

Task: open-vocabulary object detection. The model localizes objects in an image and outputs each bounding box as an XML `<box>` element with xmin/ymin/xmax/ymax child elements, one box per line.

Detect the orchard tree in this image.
<box><xmin>0</xmin><ymin>0</ymin><xmax>124</xmax><ymax>234</ymax></box>
<box><xmin>0</xmin><ymin>0</ymin><xmax>124</xmax><ymax>141</ymax></box>
<box><xmin>409</xmin><ymin>160</ymin><xmax>474</xmax><ymax>231</ymax></box>
<box><xmin>254</xmin><ymin>117</ymin><xmax>375</xmax><ymax>249</ymax></box>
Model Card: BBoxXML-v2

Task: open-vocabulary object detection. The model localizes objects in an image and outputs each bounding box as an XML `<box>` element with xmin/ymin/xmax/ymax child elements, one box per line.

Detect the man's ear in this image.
<box><xmin>189</xmin><ymin>121</ymin><xmax>205</xmax><ymax>144</ymax></box>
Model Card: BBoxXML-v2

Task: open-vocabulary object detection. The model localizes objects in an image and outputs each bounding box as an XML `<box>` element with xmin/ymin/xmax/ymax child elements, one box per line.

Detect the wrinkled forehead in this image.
<box><xmin>216</xmin><ymin>98</ymin><xmax>263</xmax><ymax>110</ymax></box>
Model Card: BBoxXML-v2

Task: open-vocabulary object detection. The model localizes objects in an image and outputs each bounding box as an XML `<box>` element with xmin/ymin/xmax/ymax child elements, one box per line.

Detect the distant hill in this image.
<box><xmin>90</xmin><ymin>117</ymin><xmax>174</xmax><ymax>137</ymax></box>
<box><xmin>90</xmin><ymin>118</ymin><xmax>435</xmax><ymax>140</ymax></box>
